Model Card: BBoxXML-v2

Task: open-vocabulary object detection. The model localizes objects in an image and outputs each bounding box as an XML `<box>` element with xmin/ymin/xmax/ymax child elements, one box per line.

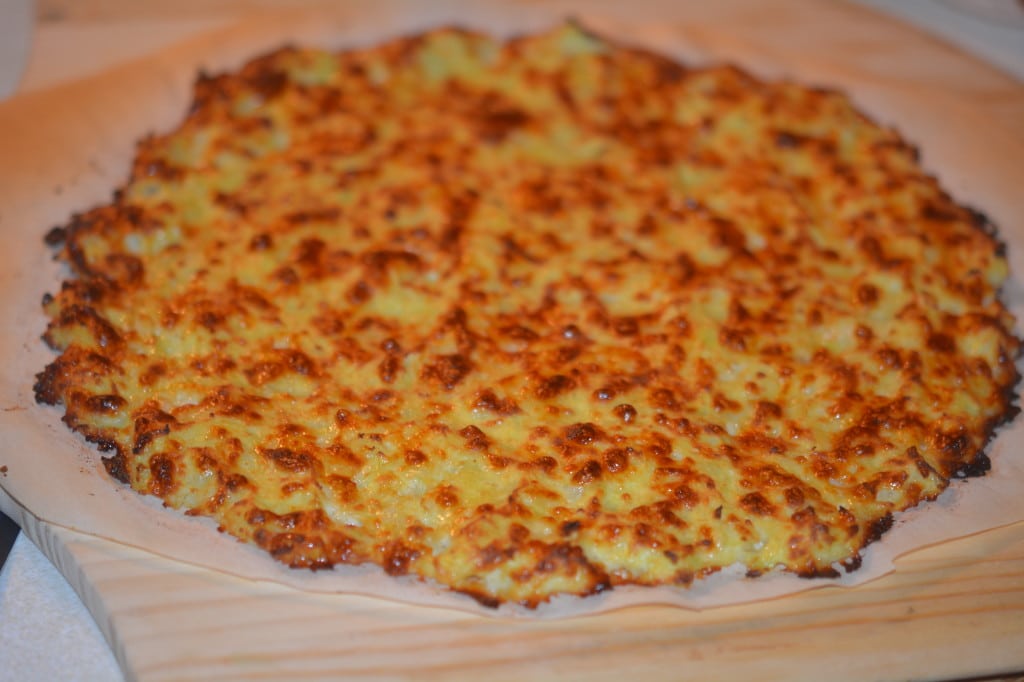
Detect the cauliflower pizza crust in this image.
<box><xmin>34</xmin><ymin>23</ymin><xmax>1020</xmax><ymax>608</ymax></box>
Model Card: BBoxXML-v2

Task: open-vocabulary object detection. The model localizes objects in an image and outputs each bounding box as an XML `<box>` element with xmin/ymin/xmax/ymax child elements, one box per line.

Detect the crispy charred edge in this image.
<box><xmin>186</xmin><ymin>25</ymin><xmax>491</xmax><ymax>121</ymax></box>
<box><xmin>32</xmin><ymin>360</ymin><xmax>65</xmax><ymax>406</ymax></box>
<box><xmin>35</xmin><ymin>188</ymin><xmax>156</xmax><ymax>484</ymax></box>
<box><xmin>40</xmin><ymin>205</ymin><xmax>150</xmax><ymax>331</ymax></box>
<box><xmin>792</xmin><ymin>373</ymin><xmax>1022</xmax><ymax>580</ymax></box>
<box><xmin>952</xmin><ymin>405</ymin><xmax>1019</xmax><ymax>480</ymax></box>
<box><xmin>44</xmin><ymin>203</ymin><xmax>141</xmax><ymax>264</ymax></box>
<box><xmin>33</xmin><ymin>341</ymin><xmax>151</xmax><ymax>487</ymax></box>
<box><xmin>964</xmin><ymin>204</ymin><xmax>1009</xmax><ymax>257</ymax></box>
<box><xmin>187</xmin><ymin>43</ymin><xmax>301</xmax><ymax>120</ymax></box>
<box><xmin>954</xmin><ymin>202</ymin><xmax>1021</xmax><ymax>480</ymax></box>
<box><xmin>34</xmin><ymin>358</ymin><xmax>130</xmax><ymax>483</ymax></box>
<box><xmin>34</xmin><ymin>309</ymin><xmax>135</xmax><ymax>480</ymax></box>
<box><xmin>247</xmin><ymin>508</ymin><xmax>368</xmax><ymax>570</ymax></box>
<box><xmin>32</xmin><ymin>350</ymin><xmax>115</xmax><ymax>409</ymax></box>
<box><xmin>928</xmin><ymin>195</ymin><xmax>1022</xmax><ymax>479</ymax></box>
<box><xmin>792</xmin><ymin>513</ymin><xmax>895</xmax><ymax>580</ymax></box>
<box><xmin>946</xmin><ymin>335</ymin><xmax>1022</xmax><ymax>480</ymax></box>
<box><xmin>794</xmin><ymin>564</ymin><xmax>840</xmax><ymax>580</ymax></box>
<box><xmin>842</xmin><ymin>513</ymin><xmax>895</xmax><ymax>575</ymax></box>
<box><xmin>102</xmin><ymin>451</ymin><xmax>131</xmax><ymax>484</ymax></box>
<box><xmin>459</xmin><ymin>542</ymin><xmax>614</xmax><ymax>610</ymax></box>
<box><xmin>460</xmin><ymin>550</ymin><xmax>709</xmax><ymax>610</ymax></box>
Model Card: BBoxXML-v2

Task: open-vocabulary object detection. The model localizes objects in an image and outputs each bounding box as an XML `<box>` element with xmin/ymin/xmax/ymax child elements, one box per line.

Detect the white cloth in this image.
<box><xmin>0</xmin><ymin>533</ymin><xmax>121</xmax><ymax>682</ymax></box>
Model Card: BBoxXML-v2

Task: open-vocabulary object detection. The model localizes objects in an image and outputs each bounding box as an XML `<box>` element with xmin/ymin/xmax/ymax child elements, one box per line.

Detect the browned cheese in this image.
<box><xmin>35</xmin><ymin>24</ymin><xmax>1020</xmax><ymax>607</ymax></box>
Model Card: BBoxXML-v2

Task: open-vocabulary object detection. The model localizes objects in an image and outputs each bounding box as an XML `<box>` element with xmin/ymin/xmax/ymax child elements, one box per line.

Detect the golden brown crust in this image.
<box><xmin>35</xmin><ymin>23</ymin><xmax>1020</xmax><ymax>607</ymax></box>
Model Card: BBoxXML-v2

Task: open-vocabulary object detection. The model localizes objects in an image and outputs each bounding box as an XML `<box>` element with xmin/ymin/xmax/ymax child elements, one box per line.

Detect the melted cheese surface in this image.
<box><xmin>36</xmin><ymin>24</ymin><xmax>1019</xmax><ymax>606</ymax></box>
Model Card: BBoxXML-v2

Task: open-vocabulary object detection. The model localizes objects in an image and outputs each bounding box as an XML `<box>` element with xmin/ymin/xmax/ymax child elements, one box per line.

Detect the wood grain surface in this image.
<box><xmin>4</xmin><ymin>1</ymin><xmax>1024</xmax><ymax>680</ymax></box>
<box><xmin>10</xmin><ymin>507</ymin><xmax>1024</xmax><ymax>682</ymax></box>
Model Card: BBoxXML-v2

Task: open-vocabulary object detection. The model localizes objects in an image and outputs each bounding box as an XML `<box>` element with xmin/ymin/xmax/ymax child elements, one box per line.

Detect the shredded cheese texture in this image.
<box><xmin>36</xmin><ymin>24</ymin><xmax>1019</xmax><ymax>607</ymax></box>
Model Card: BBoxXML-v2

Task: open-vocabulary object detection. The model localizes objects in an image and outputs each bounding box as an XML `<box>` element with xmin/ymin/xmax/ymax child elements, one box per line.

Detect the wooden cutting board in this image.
<box><xmin>4</xmin><ymin>1</ymin><xmax>1024</xmax><ymax>680</ymax></box>
<box><xmin>11</xmin><ymin>510</ymin><xmax>1024</xmax><ymax>681</ymax></box>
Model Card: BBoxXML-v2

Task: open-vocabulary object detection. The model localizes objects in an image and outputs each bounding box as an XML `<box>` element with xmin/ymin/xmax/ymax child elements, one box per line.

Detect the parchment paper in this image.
<box><xmin>1</xmin><ymin>0</ymin><xmax>1023</xmax><ymax>618</ymax></box>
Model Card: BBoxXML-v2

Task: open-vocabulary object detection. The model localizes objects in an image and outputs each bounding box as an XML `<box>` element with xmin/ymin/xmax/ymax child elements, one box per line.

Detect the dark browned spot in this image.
<box><xmin>435</xmin><ymin>486</ymin><xmax>459</xmax><ymax>507</ymax></box>
<box><xmin>856</xmin><ymin>283</ymin><xmax>879</xmax><ymax>305</ymax></box>
<box><xmin>459</xmin><ymin>425</ymin><xmax>490</xmax><ymax>450</ymax></box>
<box><xmin>572</xmin><ymin>460</ymin><xmax>602</xmax><ymax>485</ymax></box>
<box><xmin>536</xmin><ymin>374</ymin><xmax>575</xmax><ymax>399</ymax></box>
<box><xmin>422</xmin><ymin>354</ymin><xmax>472</xmax><ymax>390</ymax></box>
<box><xmin>84</xmin><ymin>394</ymin><xmax>126</xmax><ymax>414</ymax></box>
<box><xmin>132</xmin><ymin>407</ymin><xmax>176</xmax><ymax>454</ymax></box>
<box><xmin>613</xmin><ymin>404</ymin><xmax>637</xmax><ymax>423</ymax></box>
<box><xmin>383</xmin><ymin>542</ymin><xmax>421</xmax><ymax>576</ymax></box>
<box><xmin>603</xmin><ymin>448</ymin><xmax>629</xmax><ymax>473</ymax></box>
<box><xmin>378</xmin><ymin>355</ymin><xmax>401</xmax><ymax>384</ymax></box>
<box><xmin>149</xmin><ymin>453</ymin><xmax>175</xmax><ymax>496</ymax></box>
<box><xmin>249</xmin><ymin>233</ymin><xmax>273</xmax><ymax>250</ymax></box>
<box><xmin>405</xmin><ymin>449</ymin><xmax>428</xmax><ymax>465</ymax></box>
<box><xmin>261</xmin><ymin>447</ymin><xmax>312</xmax><ymax>472</ymax></box>
<box><xmin>927</xmin><ymin>333</ymin><xmax>956</xmax><ymax>353</ymax></box>
<box><xmin>739</xmin><ymin>492</ymin><xmax>776</xmax><ymax>517</ymax></box>
<box><xmin>564</xmin><ymin>422</ymin><xmax>602</xmax><ymax>445</ymax></box>
<box><xmin>473</xmin><ymin>389</ymin><xmax>520</xmax><ymax>415</ymax></box>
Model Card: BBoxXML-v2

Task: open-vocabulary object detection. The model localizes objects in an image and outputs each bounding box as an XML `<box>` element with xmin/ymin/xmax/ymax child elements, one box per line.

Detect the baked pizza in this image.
<box><xmin>34</xmin><ymin>23</ymin><xmax>1020</xmax><ymax>607</ymax></box>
